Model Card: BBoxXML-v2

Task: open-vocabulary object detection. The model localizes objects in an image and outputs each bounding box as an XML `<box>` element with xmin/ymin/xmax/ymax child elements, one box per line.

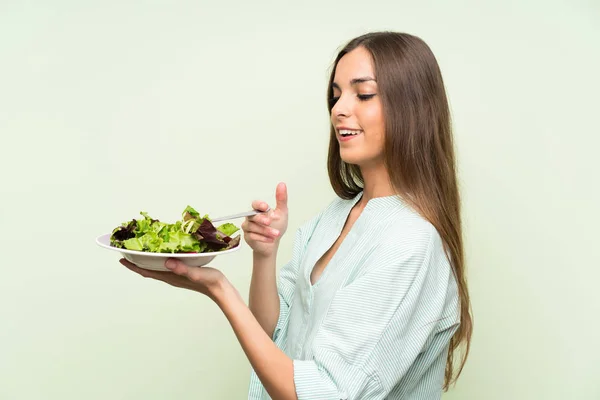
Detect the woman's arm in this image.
<box><xmin>120</xmin><ymin>258</ymin><xmax>298</xmax><ymax>400</ymax></box>
<box><xmin>249</xmin><ymin>253</ymin><xmax>280</xmax><ymax>337</ymax></box>
<box><xmin>215</xmin><ymin>277</ymin><xmax>297</xmax><ymax>400</ymax></box>
<box><xmin>244</xmin><ymin>183</ymin><xmax>289</xmax><ymax>337</ymax></box>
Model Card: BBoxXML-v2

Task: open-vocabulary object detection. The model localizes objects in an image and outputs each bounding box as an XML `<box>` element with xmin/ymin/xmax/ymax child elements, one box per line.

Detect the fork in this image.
<box><xmin>210</xmin><ymin>208</ymin><xmax>271</xmax><ymax>223</ymax></box>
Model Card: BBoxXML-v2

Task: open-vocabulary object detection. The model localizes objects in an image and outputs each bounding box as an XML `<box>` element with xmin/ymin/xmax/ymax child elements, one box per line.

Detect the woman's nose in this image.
<box><xmin>332</xmin><ymin>97</ymin><xmax>351</xmax><ymax>119</ymax></box>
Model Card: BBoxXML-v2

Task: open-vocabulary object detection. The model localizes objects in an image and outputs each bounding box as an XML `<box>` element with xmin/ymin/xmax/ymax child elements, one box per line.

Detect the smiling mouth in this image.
<box><xmin>338</xmin><ymin>129</ymin><xmax>363</xmax><ymax>137</ymax></box>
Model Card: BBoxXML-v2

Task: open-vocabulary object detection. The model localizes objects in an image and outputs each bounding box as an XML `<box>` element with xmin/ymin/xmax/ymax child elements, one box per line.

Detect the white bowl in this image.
<box><xmin>95</xmin><ymin>233</ymin><xmax>242</xmax><ymax>271</ymax></box>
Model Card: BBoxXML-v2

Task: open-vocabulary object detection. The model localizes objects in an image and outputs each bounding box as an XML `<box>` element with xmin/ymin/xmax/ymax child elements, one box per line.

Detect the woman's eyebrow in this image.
<box><xmin>332</xmin><ymin>77</ymin><xmax>377</xmax><ymax>90</ymax></box>
<box><xmin>350</xmin><ymin>76</ymin><xmax>376</xmax><ymax>84</ymax></box>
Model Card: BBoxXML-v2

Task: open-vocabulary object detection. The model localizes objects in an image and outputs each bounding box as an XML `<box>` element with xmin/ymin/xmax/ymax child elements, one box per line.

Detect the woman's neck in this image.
<box><xmin>358</xmin><ymin>161</ymin><xmax>396</xmax><ymax>206</ymax></box>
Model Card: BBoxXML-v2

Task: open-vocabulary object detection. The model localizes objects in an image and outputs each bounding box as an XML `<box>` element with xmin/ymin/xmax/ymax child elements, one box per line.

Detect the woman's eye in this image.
<box><xmin>329</xmin><ymin>94</ymin><xmax>375</xmax><ymax>108</ymax></box>
<box><xmin>358</xmin><ymin>94</ymin><xmax>376</xmax><ymax>101</ymax></box>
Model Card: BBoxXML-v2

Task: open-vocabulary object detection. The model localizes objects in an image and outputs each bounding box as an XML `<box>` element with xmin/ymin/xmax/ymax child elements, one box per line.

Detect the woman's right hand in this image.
<box><xmin>242</xmin><ymin>182</ymin><xmax>289</xmax><ymax>258</ymax></box>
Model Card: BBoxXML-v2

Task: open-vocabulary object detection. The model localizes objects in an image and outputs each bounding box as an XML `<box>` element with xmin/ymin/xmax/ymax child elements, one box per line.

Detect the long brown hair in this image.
<box><xmin>326</xmin><ymin>31</ymin><xmax>472</xmax><ymax>390</ymax></box>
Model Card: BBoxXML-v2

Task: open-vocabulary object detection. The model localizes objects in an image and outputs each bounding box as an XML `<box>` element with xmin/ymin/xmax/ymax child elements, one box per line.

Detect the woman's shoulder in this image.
<box><xmin>387</xmin><ymin>203</ymin><xmax>439</xmax><ymax>242</ymax></box>
<box><xmin>372</xmin><ymin>202</ymin><xmax>449</xmax><ymax>269</ymax></box>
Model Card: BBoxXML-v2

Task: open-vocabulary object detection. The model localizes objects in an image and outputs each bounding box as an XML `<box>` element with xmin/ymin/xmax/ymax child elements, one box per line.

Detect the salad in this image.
<box><xmin>110</xmin><ymin>206</ymin><xmax>241</xmax><ymax>253</ymax></box>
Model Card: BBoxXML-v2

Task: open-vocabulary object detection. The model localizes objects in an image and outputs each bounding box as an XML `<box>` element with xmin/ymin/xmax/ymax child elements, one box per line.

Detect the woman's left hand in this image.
<box><xmin>119</xmin><ymin>258</ymin><xmax>227</xmax><ymax>300</ymax></box>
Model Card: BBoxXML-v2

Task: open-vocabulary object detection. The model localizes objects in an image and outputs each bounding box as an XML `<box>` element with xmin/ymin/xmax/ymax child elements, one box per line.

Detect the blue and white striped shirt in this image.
<box><xmin>248</xmin><ymin>192</ymin><xmax>460</xmax><ymax>399</ymax></box>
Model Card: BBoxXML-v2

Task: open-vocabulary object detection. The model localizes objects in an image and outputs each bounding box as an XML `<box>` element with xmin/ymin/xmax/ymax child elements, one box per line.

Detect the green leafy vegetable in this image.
<box><xmin>217</xmin><ymin>223</ymin><xmax>239</xmax><ymax>237</ymax></box>
<box><xmin>110</xmin><ymin>206</ymin><xmax>240</xmax><ymax>253</ymax></box>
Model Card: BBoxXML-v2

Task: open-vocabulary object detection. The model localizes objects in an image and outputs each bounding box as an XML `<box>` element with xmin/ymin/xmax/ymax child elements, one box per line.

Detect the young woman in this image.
<box><xmin>121</xmin><ymin>31</ymin><xmax>472</xmax><ymax>399</ymax></box>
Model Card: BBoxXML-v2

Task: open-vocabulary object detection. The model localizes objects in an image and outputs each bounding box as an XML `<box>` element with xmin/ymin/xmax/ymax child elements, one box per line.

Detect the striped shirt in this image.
<box><xmin>248</xmin><ymin>192</ymin><xmax>460</xmax><ymax>399</ymax></box>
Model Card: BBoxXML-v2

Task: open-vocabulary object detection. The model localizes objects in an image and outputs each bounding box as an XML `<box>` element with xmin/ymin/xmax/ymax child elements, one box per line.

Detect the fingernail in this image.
<box><xmin>271</xmin><ymin>229</ymin><xmax>279</xmax><ymax>236</ymax></box>
<box><xmin>165</xmin><ymin>260</ymin><xmax>176</xmax><ymax>269</ymax></box>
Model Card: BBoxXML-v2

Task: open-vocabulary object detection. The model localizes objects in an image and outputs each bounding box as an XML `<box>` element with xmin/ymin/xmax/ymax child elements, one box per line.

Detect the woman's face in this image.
<box><xmin>330</xmin><ymin>46</ymin><xmax>385</xmax><ymax>167</ymax></box>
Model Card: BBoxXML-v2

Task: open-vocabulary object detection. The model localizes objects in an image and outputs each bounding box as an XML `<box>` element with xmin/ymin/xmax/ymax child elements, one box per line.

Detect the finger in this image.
<box><xmin>242</xmin><ymin>221</ymin><xmax>279</xmax><ymax>236</ymax></box>
<box><xmin>120</xmin><ymin>258</ymin><xmax>148</xmax><ymax>276</ymax></box>
<box><xmin>165</xmin><ymin>258</ymin><xmax>207</xmax><ymax>284</ymax></box>
<box><xmin>120</xmin><ymin>258</ymin><xmax>159</xmax><ymax>279</ymax></box>
<box><xmin>247</xmin><ymin>214</ymin><xmax>271</xmax><ymax>226</ymax></box>
<box><xmin>251</xmin><ymin>200</ymin><xmax>270</xmax><ymax>212</ymax></box>
<box><xmin>244</xmin><ymin>220</ymin><xmax>280</xmax><ymax>237</ymax></box>
<box><xmin>165</xmin><ymin>258</ymin><xmax>191</xmax><ymax>277</ymax></box>
<box><xmin>242</xmin><ymin>218</ymin><xmax>269</xmax><ymax>232</ymax></box>
<box><xmin>275</xmin><ymin>182</ymin><xmax>288</xmax><ymax>212</ymax></box>
<box><xmin>245</xmin><ymin>231</ymin><xmax>275</xmax><ymax>243</ymax></box>
<box><xmin>120</xmin><ymin>258</ymin><xmax>137</xmax><ymax>269</ymax></box>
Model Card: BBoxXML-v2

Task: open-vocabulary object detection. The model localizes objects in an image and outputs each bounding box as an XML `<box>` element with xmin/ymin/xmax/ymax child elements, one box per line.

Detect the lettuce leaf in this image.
<box><xmin>217</xmin><ymin>223</ymin><xmax>239</xmax><ymax>237</ymax></box>
<box><xmin>109</xmin><ymin>206</ymin><xmax>240</xmax><ymax>253</ymax></box>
